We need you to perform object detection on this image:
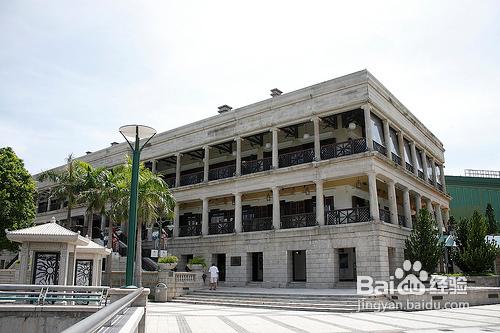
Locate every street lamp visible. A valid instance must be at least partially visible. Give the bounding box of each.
[119,124,157,287]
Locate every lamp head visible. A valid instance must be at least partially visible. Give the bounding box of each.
[119,125,157,141]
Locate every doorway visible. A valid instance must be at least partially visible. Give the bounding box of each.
[338,248,356,281]
[214,253,226,281]
[251,252,263,281]
[292,250,306,281]
[33,252,60,285]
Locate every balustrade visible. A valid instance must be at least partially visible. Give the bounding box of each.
[242,217,273,232]
[241,157,272,175]
[164,177,176,188]
[391,153,402,165]
[208,164,236,181]
[325,207,370,225]
[209,221,235,235]
[397,214,406,226]
[178,224,202,237]
[280,212,317,229]
[379,209,391,223]
[405,162,414,173]
[320,138,367,160]
[418,170,425,180]
[279,148,315,168]
[373,141,387,155]
[180,171,204,186]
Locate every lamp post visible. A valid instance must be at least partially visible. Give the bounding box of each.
[119,124,156,287]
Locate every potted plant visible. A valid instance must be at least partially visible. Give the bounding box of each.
[158,255,178,271]
[188,256,207,271]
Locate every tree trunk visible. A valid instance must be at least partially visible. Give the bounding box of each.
[105,215,113,286]
[87,211,94,239]
[134,220,143,287]
[66,195,72,227]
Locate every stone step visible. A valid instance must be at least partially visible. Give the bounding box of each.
[176,296,364,306]
[190,290,375,300]
[182,293,370,303]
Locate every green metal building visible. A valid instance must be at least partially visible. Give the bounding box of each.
[445,174,500,220]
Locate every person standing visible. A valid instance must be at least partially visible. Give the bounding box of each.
[208,263,219,290]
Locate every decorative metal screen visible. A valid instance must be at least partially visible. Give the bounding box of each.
[33,252,60,285]
[75,259,93,286]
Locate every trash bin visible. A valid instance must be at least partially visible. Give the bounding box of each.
[154,283,168,302]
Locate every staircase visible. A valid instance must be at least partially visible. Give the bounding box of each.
[172,289,393,312]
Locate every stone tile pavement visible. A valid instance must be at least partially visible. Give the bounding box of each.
[146,302,500,333]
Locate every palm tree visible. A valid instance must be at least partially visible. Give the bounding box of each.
[38,154,89,227]
[111,158,175,286]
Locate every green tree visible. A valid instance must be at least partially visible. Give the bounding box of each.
[485,203,497,235]
[38,154,90,226]
[0,147,37,251]
[405,208,444,273]
[110,158,175,286]
[452,210,499,274]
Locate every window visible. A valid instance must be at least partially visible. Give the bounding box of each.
[404,139,412,165]
[371,114,384,145]
[389,127,400,156]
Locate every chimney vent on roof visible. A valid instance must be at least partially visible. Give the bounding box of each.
[270,88,283,97]
[110,142,118,146]
[86,151,92,155]
[218,105,233,114]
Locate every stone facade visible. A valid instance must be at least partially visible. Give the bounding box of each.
[34,70,450,288]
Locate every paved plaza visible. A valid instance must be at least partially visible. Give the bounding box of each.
[146,302,500,333]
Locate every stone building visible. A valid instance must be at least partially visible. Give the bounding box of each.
[34,70,450,288]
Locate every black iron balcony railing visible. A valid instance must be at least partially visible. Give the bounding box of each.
[37,203,48,213]
[320,138,367,160]
[428,178,434,185]
[241,157,272,175]
[411,215,417,225]
[379,209,391,223]
[279,148,315,168]
[180,171,204,186]
[325,207,370,225]
[209,164,236,181]
[398,214,406,226]
[178,224,202,237]
[281,212,317,229]
[373,141,386,155]
[437,183,443,191]
[405,162,414,173]
[418,170,425,180]
[242,217,273,232]
[164,177,176,188]
[209,221,235,235]
[391,153,402,165]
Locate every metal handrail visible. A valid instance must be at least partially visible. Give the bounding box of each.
[61,287,144,333]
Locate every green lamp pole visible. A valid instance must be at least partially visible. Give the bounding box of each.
[119,124,156,287]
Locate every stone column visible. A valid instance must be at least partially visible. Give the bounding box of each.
[439,164,446,191]
[47,196,52,212]
[387,180,398,224]
[362,104,374,150]
[383,119,391,159]
[175,153,181,187]
[443,208,450,231]
[173,203,180,238]
[100,214,106,236]
[435,203,443,235]
[272,186,280,229]
[203,146,210,182]
[415,193,422,213]
[271,128,279,169]
[234,192,242,233]
[398,132,405,166]
[422,150,429,181]
[235,137,242,176]
[151,160,157,174]
[315,180,325,226]
[431,157,437,185]
[202,198,209,235]
[425,198,434,216]
[312,117,321,161]
[368,173,380,221]
[59,243,69,285]
[403,188,412,228]
[410,141,418,176]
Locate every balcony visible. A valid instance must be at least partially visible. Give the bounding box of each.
[180,171,204,186]
[373,141,386,155]
[279,148,315,168]
[437,183,443,191]
[379,209,391,223]
[320,138,367,160]
[242,217,273,232]
[241,157,272,175]
[405,162,414,173]
[164,177,176,188]
[178,224,202,237]
[325,207,370,225]
[37,203,48,214]
[281,212,317,229]
[418,170,425,180]
[209,164,236,181]
[209,221,235,235]
[428,178,434,185]
[398,214,406,226]
[391,153,402,165]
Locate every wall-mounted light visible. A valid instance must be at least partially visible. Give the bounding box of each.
[232,151,237,156]
[265,142,272,149]
[348,122,357,130]
[305,186,310,195]
[303,133,310,139]
[356,178,362,189]
[266,192,271,201]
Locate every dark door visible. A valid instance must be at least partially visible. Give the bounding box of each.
[292,250,306,281]
[74,259,93,286]
[252,252,263,281]
[33,252,60,285]
[217,254,226,281]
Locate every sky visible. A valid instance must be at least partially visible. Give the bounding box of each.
[1,1,499,176]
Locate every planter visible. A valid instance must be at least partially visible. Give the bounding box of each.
[431,274,500,287]
[188,264,204,271]
[158,262,177,271]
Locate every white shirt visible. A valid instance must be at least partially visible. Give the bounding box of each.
[208,265,219,278]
